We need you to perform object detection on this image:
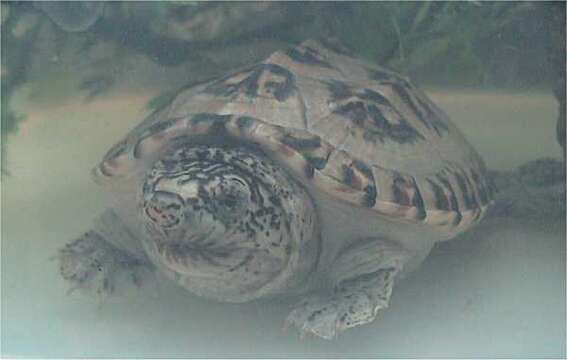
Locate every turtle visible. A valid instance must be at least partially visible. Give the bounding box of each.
[57,38,495,340]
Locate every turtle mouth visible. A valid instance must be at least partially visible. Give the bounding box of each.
[152,232,252,278]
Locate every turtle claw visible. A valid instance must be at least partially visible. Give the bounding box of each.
[58,230,151,297]
[284,296,340,340]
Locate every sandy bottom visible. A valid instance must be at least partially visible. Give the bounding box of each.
[1,83,565,357]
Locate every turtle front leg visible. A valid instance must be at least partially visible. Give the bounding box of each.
[285,239,410,340]
[57,209,154,297]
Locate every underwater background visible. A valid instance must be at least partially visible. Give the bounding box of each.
[1,2,565,357]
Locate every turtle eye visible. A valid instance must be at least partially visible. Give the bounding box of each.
[218,193,239,209]
[212,178,250,224]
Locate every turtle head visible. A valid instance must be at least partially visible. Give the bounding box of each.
[139,145,319,302]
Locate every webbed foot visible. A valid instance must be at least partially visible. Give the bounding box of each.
[285,268,397,340]
[58,230,153,297]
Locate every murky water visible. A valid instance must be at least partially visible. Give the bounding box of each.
[2,86,564,357]
[2,2,565,358]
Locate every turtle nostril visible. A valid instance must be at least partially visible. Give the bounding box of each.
[142,190,185,230]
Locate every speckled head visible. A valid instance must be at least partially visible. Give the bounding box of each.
[138,144,320,302]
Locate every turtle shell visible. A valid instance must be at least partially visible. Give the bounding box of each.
[93,39,495,236]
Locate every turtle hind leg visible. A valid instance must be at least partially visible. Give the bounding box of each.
[285,238,410,340]
[58,227,154,298]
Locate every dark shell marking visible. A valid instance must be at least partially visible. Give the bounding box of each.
[204,63,296,103]
[326,79,426,145]
[368,69,449,137]
[285,46,335,69]
[94,39,493,235]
